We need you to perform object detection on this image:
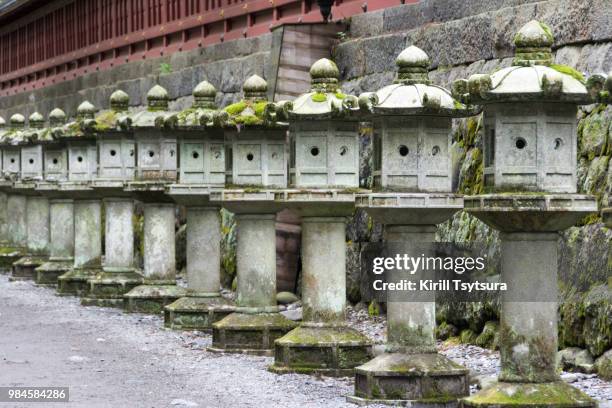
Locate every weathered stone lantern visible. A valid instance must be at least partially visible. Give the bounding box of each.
[0,117,26,270]
[64,102,98,182]
[452,21,598,408]
[80,90,140,305]
[164,80,234,331]
[123,84,186,313]
[347,46,475,405]
[0,115,22,180]
[33,110,73,285]
[269,59,372,376]
[209,75,297,354]
[10,113,50,281]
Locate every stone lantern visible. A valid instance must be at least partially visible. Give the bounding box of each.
[80,90,140,305]
[164,80,234,331]
[347,46,476,405]
[123,84,186,314]
[0,117,26,271]
[452,21,598,408]
[10,113,50,281]
[63,102,98,182]
[269,59,372,376]
[32,109,76,286]
[208,75,297,354]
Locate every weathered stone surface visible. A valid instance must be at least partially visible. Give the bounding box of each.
[594,349,612,380]
[558,347,595,373]
[276,291,299,305]
[578,105,610,160]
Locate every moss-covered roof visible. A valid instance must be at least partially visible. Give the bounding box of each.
[164,80,221,129]
[280,58,358,120]
[358,46,480,118]
[452,20,599,105]
[217,75,285,128]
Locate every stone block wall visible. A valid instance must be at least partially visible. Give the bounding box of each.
[0,35,273,119]
[335,0,611,358]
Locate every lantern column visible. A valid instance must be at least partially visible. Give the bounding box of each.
[270,59,372,376]
[210,76,297,354]
[82,91,142,307]
[123,85,186,313]
[33,109,77,286]
[164,80,235,331]
[11,113,50,281]
[0,115,27,271]
[345,46,472,404]
[455,21,599,408]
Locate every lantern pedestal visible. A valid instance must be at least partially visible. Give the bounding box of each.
[58,199,103,296]
[348,194,469,404]
[0,190,26,272]
[122,200,185,314]
[82,197,142,307]
[210,193,297,355]
[163,194,235,330]
[165,294,235,331]
[35,198,74,286]
[461,194,597,408]
[11,189,49,281]
[347,353,469,406]
[271,191,372,376]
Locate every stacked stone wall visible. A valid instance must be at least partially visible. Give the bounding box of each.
[335,0,612,360]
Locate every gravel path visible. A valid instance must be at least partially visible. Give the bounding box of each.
[0,275,362,408]
[0,275,610,407]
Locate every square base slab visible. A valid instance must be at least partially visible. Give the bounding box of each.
[352,353,469,403]
[57,267,101,296]
[270,325,372,377]
[35,260,73,285]
[346,395,459,407]
[11,256,48,281]
[164,296,236,331]
[211,312,298,356]
[123,284,187,314]
[81,271,143,308]
[461,381,596,407]
[0,247,24,272]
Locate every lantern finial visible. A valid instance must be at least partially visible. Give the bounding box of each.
[147,85,169,111]
[243,75,268,101]
[395,46,431,85]
[10,113,25,128]
[309,58,340,93]
[110,90,130,112]
[513,20,554,66]
[49,108,67,126]
[29,112,44,128]
[193,80,217,108]
[77,101,97,120]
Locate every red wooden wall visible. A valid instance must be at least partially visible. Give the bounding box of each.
[0,0,417,97]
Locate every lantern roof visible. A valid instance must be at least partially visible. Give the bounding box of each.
[90,91,132,134]
[451,20,602,105]
[358,46,479,117]
[121,85,174,129]
[274,58,358,120]
[216,75,284,128]
[166,80,221,129]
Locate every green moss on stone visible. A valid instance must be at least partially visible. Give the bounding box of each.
[550,64,585,84]
[311,93,328,103]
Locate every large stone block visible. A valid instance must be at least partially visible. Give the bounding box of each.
[363,34,407,75]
